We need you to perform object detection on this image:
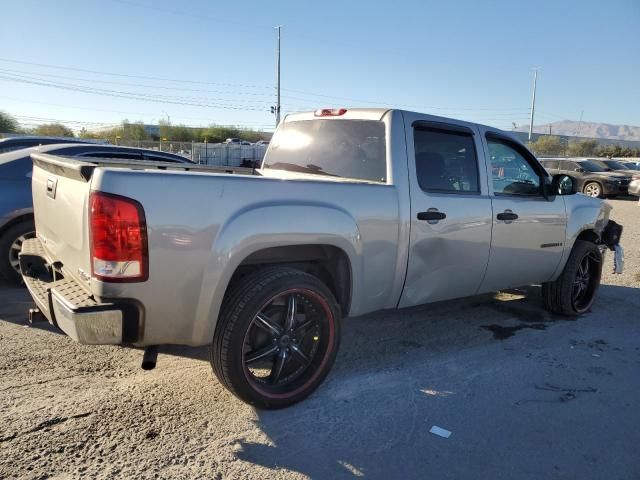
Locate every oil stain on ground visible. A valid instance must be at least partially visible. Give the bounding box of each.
[481,288,575,340]
[481,323,548,340]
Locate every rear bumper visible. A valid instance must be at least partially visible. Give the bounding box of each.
[19,237,141,345]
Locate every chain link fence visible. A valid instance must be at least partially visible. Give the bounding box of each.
[114,140,268,166]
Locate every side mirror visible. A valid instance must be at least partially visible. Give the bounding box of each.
[551,174,575,196]
[574,167,585,173]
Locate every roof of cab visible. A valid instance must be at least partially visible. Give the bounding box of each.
[283,108,517,142]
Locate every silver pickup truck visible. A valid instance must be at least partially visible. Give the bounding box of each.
[20,108,622,408]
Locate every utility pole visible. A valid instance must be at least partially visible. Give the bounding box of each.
[275,25,282,127]
[528,69,538,142]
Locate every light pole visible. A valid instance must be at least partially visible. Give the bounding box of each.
[274,26,282,127]
[160,112,170,150]
[528,69,538,143]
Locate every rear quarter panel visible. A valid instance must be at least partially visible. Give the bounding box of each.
[91,169,404,346]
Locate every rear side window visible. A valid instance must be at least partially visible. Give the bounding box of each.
[263,120,386,182]
[143,153,184,163]
[413,127,479,193]
[563,161,581,171]
[81,152,143,160]
[542,160,559,169]
[0,141,30,153]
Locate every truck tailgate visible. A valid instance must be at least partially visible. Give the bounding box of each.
[31,153,94,286]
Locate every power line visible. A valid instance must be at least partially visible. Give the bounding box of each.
[0,96,273,125]
[0,57,272,89]
[0,67,402,109]
[0,67,279,98]
[0,57,533,114]
[0,72,278,112]
[13,114,274,130]
[0,69,309,107]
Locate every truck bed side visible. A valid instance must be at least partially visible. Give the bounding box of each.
[29,154,405,346]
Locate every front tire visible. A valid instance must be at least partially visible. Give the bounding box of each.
[210,267,341,409]
[0,220,35,285]
[542,240,602,315]
[583,182,603,198]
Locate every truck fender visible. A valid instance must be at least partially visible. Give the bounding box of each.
[550,196,612,279]
[191,203,362,344]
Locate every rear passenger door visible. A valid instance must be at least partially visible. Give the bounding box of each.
[399,119,493,308]
[478,131,567,292]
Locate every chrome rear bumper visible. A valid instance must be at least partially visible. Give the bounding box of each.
[19,237,141,344]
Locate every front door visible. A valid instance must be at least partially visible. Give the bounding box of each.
[478,131,567,293]
[399,120,493,308]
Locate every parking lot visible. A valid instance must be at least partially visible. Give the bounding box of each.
[0,198,638,480]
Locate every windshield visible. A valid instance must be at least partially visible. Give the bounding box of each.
[263,119,387,182]
[579,160,610,172]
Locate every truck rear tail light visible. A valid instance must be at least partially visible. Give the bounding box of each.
[89,191,148,282]
[314,108,347,117]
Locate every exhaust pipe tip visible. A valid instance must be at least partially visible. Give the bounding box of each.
[141,345,159,370]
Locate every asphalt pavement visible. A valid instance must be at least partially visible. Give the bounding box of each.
[1,198,639,480]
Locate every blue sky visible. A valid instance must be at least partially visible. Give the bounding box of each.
[1,0,638,132]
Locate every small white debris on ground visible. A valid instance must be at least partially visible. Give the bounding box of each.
[429,425,452,438]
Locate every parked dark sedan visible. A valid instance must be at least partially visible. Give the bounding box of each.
[0,143,191,284]
[592,159,640,176]
[539,158,632,198]
[0,135,105,154]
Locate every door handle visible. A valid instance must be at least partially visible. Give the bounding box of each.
[497,211,518,221]
[417,210,446,222]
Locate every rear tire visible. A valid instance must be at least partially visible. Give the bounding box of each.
[0,221,35,285]
[542,240,602,315]
[210,267,341,409]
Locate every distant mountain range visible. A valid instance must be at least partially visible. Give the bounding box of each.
[515,120,640,142]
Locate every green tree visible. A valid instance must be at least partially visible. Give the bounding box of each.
[34,123,75,137]
[168,124,196,142]
[0,111,19,133]
[121,120,151,141]
[529,136,565,156]
[199,125,265,143]
[158,119,171,141]
[78,127,103,139]
[567,139,598,157]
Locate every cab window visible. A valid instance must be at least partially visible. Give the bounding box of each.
[487,139,541,196]
[413,127,479,194]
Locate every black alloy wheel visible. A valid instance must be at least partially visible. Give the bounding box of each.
[211,267,341,409]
